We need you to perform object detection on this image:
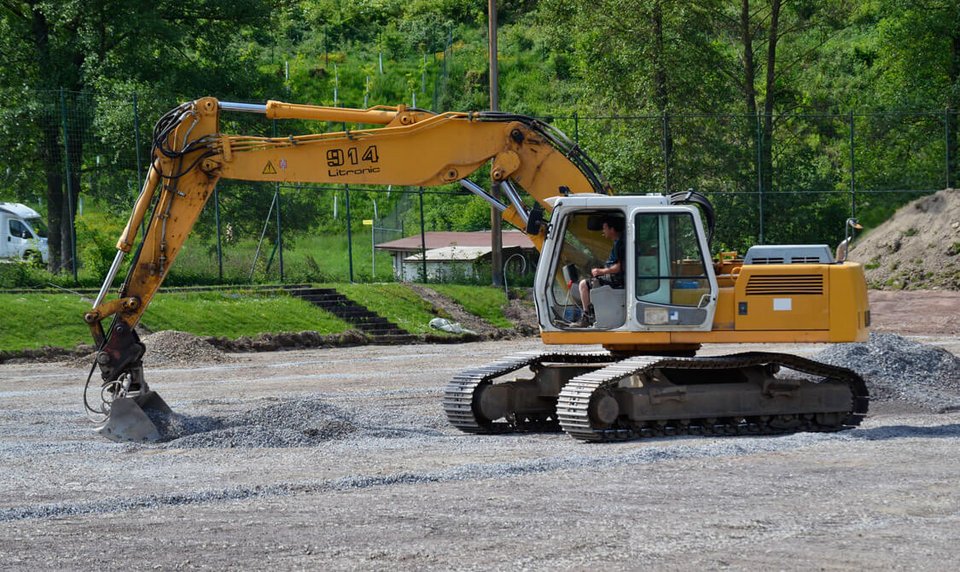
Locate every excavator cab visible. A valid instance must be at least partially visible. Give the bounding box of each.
[535,195,719,334]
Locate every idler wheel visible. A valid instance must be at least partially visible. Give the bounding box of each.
[475,382,511,422]
[588,391,620,427]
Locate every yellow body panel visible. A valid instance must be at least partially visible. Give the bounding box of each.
[734,264,831,331]
[711,287,737,330]
[828,262,871,341]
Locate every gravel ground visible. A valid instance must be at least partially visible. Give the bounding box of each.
[2,333,959,570]
[813,333,960,412]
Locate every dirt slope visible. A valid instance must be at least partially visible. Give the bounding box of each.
[849,189,960,290]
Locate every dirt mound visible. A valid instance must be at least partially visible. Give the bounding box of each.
[156,397,358,447]
[408,284,538,338]
[140,331,229,366]
[504,297,539,335]
[208,330,368,352]
[849,189,960,290]
[407,284,500,337]
[812,333,960,412]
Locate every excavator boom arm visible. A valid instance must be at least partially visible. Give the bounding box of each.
[84,97,610,435]
[91,98,608,329]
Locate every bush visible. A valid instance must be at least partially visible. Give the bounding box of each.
[0,261,49,289]
[75,212,125,278]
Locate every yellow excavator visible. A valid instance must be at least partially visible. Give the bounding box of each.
[84,97,869,442]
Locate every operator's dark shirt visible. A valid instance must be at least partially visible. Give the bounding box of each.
[604,237,625,288]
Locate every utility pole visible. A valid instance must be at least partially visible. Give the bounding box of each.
[488,0,503,287]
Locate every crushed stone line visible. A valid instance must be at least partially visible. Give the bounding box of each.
[4,424,958,524]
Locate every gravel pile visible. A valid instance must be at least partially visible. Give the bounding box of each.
[813,333,960,412]
[141,331,229,366]
[156,397,358,448]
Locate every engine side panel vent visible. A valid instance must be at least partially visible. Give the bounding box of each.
[745,274,825,296]
[744,245,834,265]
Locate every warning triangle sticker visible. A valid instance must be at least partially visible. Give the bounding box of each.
[262,161,278,175]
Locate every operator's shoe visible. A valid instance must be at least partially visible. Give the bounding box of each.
[572,312,595,328]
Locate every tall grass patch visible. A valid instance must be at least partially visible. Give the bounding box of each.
[171,230,396,284]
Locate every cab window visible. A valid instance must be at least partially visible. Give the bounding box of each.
[9,220,31,239]
[634,212,709,307]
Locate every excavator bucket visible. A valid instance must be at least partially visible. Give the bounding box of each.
[95,391,172,443]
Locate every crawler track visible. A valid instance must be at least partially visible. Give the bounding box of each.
[557,352,869,442]
[444,351,868,442]
[442,350,615,433]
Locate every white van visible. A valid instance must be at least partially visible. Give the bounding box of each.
[0,202,49,264]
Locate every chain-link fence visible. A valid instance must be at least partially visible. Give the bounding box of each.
[0,90,955,286]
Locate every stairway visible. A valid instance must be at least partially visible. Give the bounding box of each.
[286,287,416,344]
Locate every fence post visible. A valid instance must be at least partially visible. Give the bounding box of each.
[273,120,284,282]
[662,111,670,194]
[133,93,147,239]
[276,187,284,282]
[346,184,354,283]
[133,95,143,179]
[573,111,579,145]
[419,186,427,283]
[756,113,763,244]
[59,88,78,282]
[946,108,952,189]
[849,111,856,218]
[214,187,223,281]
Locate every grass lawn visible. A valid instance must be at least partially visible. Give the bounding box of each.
[142,291,352,338]
[0,284,518,351]
[0,291,353,351]
[172,230,396,284]
[0,293,93,351]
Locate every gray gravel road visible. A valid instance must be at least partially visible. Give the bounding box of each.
[1,337,959,570]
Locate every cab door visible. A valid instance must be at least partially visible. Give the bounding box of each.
[630,208,718,330]
[6,218,33,258]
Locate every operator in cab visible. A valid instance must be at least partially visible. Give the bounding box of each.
[574,215,625,327]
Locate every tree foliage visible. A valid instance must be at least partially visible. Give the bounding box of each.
[0,0,958,275]
[0,0,281,271]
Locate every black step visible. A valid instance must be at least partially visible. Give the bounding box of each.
[286,286,411,341]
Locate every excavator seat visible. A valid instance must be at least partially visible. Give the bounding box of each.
[590,285,626,329]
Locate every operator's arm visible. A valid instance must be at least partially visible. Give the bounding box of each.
[591,262,622,278]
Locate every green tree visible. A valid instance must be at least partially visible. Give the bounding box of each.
[538,0,730,188]
[872,0,959,188]
[0,1,280,273]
